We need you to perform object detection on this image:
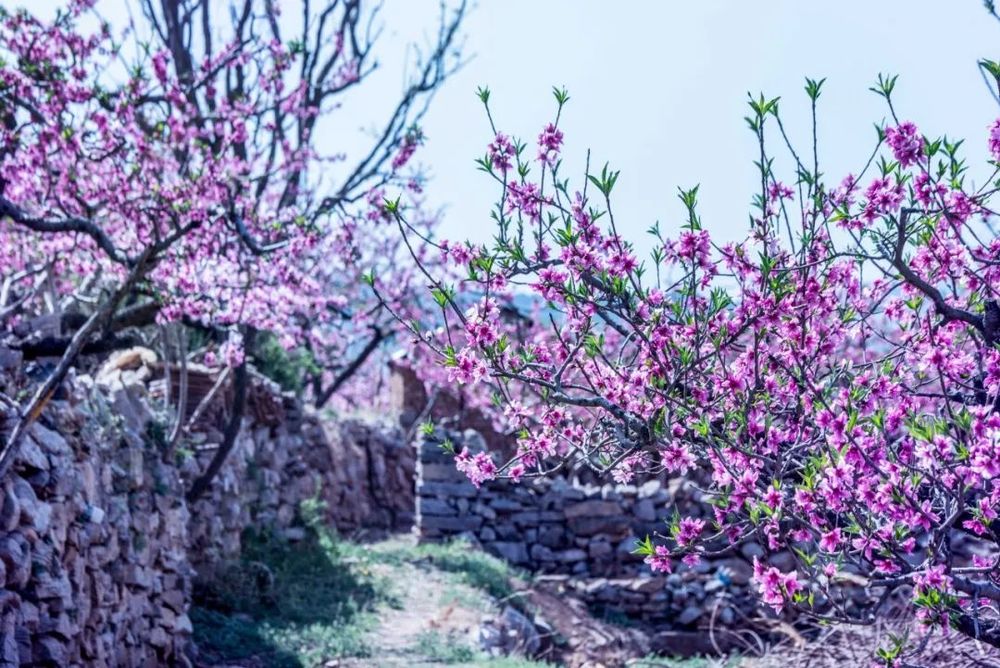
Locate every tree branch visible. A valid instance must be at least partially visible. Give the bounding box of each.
[186,328,256,503]
[314,326,386,407]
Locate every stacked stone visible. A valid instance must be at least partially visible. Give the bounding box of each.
[185,409,416,576]
[0,351,420,666]
[321,419,416,533]
[416,431,767,633]
[0,373,192,667]
[418,430,694,578]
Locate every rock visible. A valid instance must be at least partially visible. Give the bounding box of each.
[718,605,736,626]
[15,480,44,532]
[490,541,529,565]
[17,437,49,472]
[82,505,105,525]
[651,630,735,657]
[555,549,587,563]
[639,480,662,496]
[0,537,28,589]
[0,625,18,666]
[420,515,483,533]
[740,542,765,560]
[161,588,186,614]
[124,565,152,589]
[633,499,656,522]
[677,605,703,626]
[419,463,466,481]
[628,577,665,594]
[420,482,478,498]
[564,500,620,519]
[30,505,52,534]
[530,544,554,562]
[32,635,67,666]
[566,515,629,538]
[417,497,454,517]
[768,550,795,571]
[471,502,496,521]
[0,346,22,374]
[148,627,169,648]
[537,526,564,548]
[715,558,752,586]
[705,578,724,594]
[281,527,307,542]
[34,572,72,600]
[478,605,541,658]
[460,430,488,454]
[30,423,71,457]
[173,614,193,634]
[588,540,612,559]
[489,498,523,512]
[494,523,519,540]
[0,486,20,532]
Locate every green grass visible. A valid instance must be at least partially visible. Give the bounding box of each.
[192,530,539,667]
[413,629,480,663]
[365,538,519,601]
[192,528,394,666]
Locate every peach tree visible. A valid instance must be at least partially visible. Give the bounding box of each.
[391,73,1000,653]
[0,0,465,494]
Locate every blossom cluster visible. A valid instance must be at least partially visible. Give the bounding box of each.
[394,84,1000,646]
[0,1,462,413]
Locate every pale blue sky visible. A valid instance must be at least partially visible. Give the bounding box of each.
[26,0,1000,252]
[365,1,1000,250]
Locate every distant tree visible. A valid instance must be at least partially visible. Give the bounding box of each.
[0,0,466,494]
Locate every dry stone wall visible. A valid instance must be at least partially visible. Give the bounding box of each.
[0,349,415,667]
[415,430,763,631]
[185,404,415,575]
[416,430,695,578]
[0,373,192,667]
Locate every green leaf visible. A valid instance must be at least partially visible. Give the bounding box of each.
[804,76,826,101]
[632,535,654,556]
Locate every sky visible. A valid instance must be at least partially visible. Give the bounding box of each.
[361,0,1000,251]
[24,0,1000,253]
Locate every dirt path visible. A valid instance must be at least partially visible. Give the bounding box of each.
[331,539,499,667]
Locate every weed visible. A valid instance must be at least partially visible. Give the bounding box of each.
[413,629,479,663]
[368,538,518,601]
[412,630,555,667]
[192,528,393,666]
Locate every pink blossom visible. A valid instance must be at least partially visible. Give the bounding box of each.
[455,448,497,488]
[818,528,842,553]
[884,121,924,167]
[488,133,515,173]
[675,517,706,547]
[989,118,1000,163]
[447,348,488,385]
[752,558,802,613]
[645,545,672,574]
[537,122,563,164]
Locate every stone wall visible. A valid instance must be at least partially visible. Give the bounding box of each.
[415,430,763,631]
[0,374,192,667]
[416,430,693,578]
[186,404,415,574]
[0,349,416,667]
